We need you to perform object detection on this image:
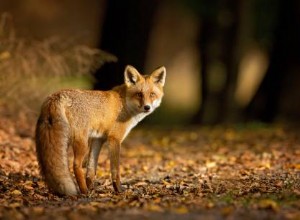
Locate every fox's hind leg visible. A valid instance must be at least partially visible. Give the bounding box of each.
[73,137,89,194]
[86,138,103,189]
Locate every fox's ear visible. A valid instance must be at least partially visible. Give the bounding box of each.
[150,66,166,87]
[124,65,142,87]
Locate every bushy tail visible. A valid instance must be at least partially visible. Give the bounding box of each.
[35,98,78,196]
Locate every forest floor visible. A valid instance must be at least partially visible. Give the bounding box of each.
[0,116,299,220]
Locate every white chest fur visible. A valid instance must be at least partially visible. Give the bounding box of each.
[89,130,104,138]
[122,113,147,141]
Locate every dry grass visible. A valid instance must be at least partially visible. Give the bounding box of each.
[0,13,117,119]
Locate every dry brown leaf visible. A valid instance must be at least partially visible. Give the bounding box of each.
[258,199,279,212]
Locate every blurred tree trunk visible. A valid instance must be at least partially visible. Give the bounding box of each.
[193,0,241,124]
[193,18,213,124]
[217,0,241,123]
[246,0,300,122]
[94,0,159,90]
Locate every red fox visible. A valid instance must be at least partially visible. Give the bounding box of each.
[35,65,166,196]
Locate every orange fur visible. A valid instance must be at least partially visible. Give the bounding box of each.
[35,65,166,195]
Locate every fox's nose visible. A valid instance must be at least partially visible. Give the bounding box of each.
[144,105,151,111]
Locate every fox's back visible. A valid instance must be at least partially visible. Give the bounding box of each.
[40,89,123,135]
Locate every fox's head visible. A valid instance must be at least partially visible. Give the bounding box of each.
[124,65,166,115]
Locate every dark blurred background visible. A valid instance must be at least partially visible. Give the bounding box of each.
[1,0,300,125]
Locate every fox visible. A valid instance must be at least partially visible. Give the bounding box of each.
[35,65,166,196]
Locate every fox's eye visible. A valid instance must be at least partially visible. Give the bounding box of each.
[150,92,156,98]
[136,92,143,98]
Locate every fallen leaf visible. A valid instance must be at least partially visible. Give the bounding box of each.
[172,206,189,214]
[11,189,22,196]
[221,206,234,216]
[145,204,163,212]
[258,199,279,212]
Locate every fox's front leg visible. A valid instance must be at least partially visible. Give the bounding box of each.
[105,137,124,193]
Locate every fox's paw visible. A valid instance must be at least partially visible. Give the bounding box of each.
[113,181,125,193]
[86,177,94,190]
